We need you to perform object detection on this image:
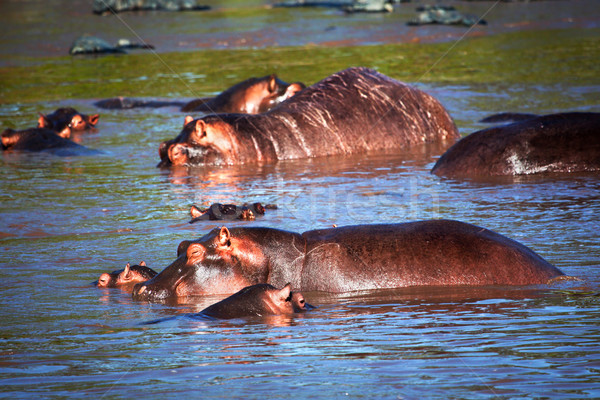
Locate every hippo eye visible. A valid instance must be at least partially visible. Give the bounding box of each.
[299,299,305,305]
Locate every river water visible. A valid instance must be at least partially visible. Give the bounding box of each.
[1,1,600,399]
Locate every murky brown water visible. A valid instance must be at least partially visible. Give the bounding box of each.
[1,1,600,398]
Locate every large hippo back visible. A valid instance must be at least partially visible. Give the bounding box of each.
[260,67,459,157]
[432,112,600,178]
[300,220,563,292]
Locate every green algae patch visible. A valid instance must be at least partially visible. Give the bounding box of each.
[0,28,598,104]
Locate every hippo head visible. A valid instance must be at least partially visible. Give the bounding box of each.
[157,115,238,167]
[97,261,156,289]
[132,227,270,302]
[38,107,99,138]
[253,75,305,114]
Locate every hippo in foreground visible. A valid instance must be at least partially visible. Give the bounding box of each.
[97,262,157,291]
[95,74,304,114]
[133,220,565,302]
[431,112,600,178]
[1,128,100,156]
[37,107,99,138]
[192,283,311,320]
[157,67,459,167]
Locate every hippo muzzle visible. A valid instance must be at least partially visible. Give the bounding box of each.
[157,141,224,167]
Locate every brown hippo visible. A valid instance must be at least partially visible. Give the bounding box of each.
[94,74,304,114]
[180,74,305,114]
[97,262,157,290]
[132,220,565,302]
[37,107,99,138]
[432,112,600,178]
[189,202,276,223]
[1,128,100,156]
[192,283,312,320]
[157,67,459,167]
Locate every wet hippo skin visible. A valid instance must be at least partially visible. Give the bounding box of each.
[432,112,600,178]
[157,67,459,167]
[97,262,158,290]
[192,283,311,319]
[132,220,565,302]
[1,128,100,156]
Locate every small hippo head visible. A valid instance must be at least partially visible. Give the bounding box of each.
[38,107,99,138]
[198,283,311,319]
[132,227,270,302]
[252,75,305,114]
[157,115,238,167]
[97,261,156,290]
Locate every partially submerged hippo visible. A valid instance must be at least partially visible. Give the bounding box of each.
[432,112,600,178]
[158,67,459,167]
[133,220,565,302]
[181,74,305,114]
[70,35,154,55]
[37,107,99,138]
[95,74,304,113]
[1,128,99,156]
[192,283,311,320]
[97,262,157,290]
[189,202,276,222]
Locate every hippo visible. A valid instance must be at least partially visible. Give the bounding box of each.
[431,112,600,178]
[94,74,304,114]
[157,67,459,167]
[189,202,276,222]
[192,283,312,320]
[97,262,158,290]
[1,128,100,156]
[93,0,210,14]
[479,112,539,124]
[132,220,565,302]
[37,107,99,138]
[180,74,305,114]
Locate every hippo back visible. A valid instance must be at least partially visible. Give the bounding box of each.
[300,220,563,292]
[259,67,459,158]
[432,112,600,178]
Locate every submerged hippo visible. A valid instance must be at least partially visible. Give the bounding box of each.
[157,67,459,167]
[189,202,275,222]
[180,74,305,114]
[37,107,99,138]
[97,262,158,290]
[432,112,600,178]
[192,283,311,320]
[132,220,565,302]
[95,74,304,113]
[1,128,99,156]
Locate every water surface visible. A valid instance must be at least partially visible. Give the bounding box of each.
[1,1,600,399]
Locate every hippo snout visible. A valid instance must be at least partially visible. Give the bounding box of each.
[132,282,171,301]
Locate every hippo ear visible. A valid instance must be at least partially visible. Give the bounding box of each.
[186,243,206,264]
[121,263,132,282]
[190,205,204,219]
[184,115,194,127]
[194,120,207,138]
[218,226,231,247]
[268,74,277,93]
[279,283,292,301]
[37,113,51,129]
[88,114,100,127]
[139,261,146,267]
[177,240,192,257]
